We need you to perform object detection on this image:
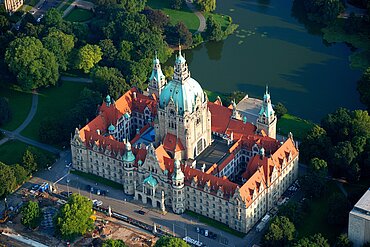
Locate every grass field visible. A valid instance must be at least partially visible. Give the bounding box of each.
[64,8,94,22]
[0,86,33,131]
[147,0,199,33]
[21,81,86,141]
[295,181,343,243]
[185,210,246,238]
[70,170,123,190]
[277,114,316,140]
[0,140,56,166]
[204,12,231,31]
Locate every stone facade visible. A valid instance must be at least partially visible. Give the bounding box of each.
[4,0,23,14]
[71,50,299,234]
[348,188,370,247]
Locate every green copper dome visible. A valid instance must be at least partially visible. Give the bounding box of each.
[108,124,115,132]
[122,142,135,162]
[143,172,158,187]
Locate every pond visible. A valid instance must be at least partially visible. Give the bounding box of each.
[167,0,364,122]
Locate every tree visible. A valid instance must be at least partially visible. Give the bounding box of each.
[294,233,329,247]
[0,162,17,197]
[44,8,63,27]
[303,0,345,24]
[12,164,29,185]
[55,194,94,240]
[170,0,183,10]
[196,0,216,12]
[263,216,295,247]
[91,66,129,99]
[205,16,223,41]
[120,0,147,12]
[154,236,190,247]
[309,157,327,174]
[43,30,75,71]
[163,65,174,80]
[142,7,169,28]
[299,125,331,163]
[336,234,353,247]
[0,15,10,33]
[278,201,304,225]
[300,171,326,198]
[5,36,59,90]
[99,39,118,67]
[165,22,193,47]
[0,97,11,126]
[22,148,38,173]
[75,44,103,73]
[21,201,42,229]
[102,239,127,247]
[274,102,288,119]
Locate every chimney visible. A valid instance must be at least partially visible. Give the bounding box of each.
[133,92,137,100]
[201,164,206,173]
[96,129,101,135]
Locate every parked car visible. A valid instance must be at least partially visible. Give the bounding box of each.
[135,210,146,215]
[66,162,72,168]
[61,191,73,197]
[96,189,101,195]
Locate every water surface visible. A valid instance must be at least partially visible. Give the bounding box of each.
[168,0,363,122]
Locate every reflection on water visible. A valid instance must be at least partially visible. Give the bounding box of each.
[166,0,363,121]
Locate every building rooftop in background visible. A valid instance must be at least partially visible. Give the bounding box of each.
[4,0,23,14]
[236,94,263,125]
[348,188,370,247]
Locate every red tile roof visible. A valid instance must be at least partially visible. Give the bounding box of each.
[163,133,185,152]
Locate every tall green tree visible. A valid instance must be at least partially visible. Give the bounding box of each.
[75,44,103,73]
[21,201,42,229]
[294,233,329,247]
[263,216,295,247]
[44,8,63,27]
[12,164,29,185]
[22,148,38,173]
[0,162,17,197]
[154,236,189,247]
[43,30,75,71]
[336,234,353,247]
[102,239,127,247]
[91,66,129,99]
[99,39,118,67]
[170,0,183,10]
[0,97,11,126]
[303,0,344,24]
[5,36,59,90]
[196,0,216,12]
[278,201,305,226]
[274,102,288,119]
[205,16,223,41]
[55,193,94,240]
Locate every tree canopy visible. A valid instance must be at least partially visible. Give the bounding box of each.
[55,194,94,240]
[75,44,103,73]
[303,0,345,24]
[263,216,295,247]
[294,233,330,247]
[154,236,190,247]
[196,0,216,12]
[357,67,370,110]
[0,97,11,126]
[0,162,16,197]
[5,36,59,90]
[102,239,127,247]
[21,201,42,229]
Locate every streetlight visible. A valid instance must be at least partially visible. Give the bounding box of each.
[67,179,70,195]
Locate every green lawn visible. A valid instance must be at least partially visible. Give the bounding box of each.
[64,8,94,22]
[185,210,246,238]
[70,170,123,190]
[204,12,231,31]
[0,86,33,131]
[295,181,343,243]
[147,0,199,33]
[0,140,56,166]
[21,81,86,141]
[277,114,316,140]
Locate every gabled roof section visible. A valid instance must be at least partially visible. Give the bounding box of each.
[208,101,256,140]
[155,144,171,171]
[163,133,185,152]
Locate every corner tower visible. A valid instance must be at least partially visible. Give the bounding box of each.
[122,140,135,195]
[172,159,185,214]
[147,52,166,98]
[257,86,277,139]
[155,47,212,159]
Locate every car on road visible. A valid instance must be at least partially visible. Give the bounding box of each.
[96,189,101,195]
[61,191,73,197]
[92,200,103,207]
[196,227,217,239]
[135,210,146,215]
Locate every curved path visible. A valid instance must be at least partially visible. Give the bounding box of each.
[14,92,38,134]
[185,0,206,33]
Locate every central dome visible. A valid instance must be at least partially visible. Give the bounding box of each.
[159,49,205,114]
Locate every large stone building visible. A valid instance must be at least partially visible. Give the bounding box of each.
[348,188,370,247]
[71,49,299,233]
[4,0,23,14]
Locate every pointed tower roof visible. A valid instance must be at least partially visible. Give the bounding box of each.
[122,140,135,162]
[175,45,186,64]
[259,85,274,117]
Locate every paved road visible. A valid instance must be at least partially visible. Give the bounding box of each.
[60,76,93,83]
[185,0,206,33]
[62,0,95,17]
